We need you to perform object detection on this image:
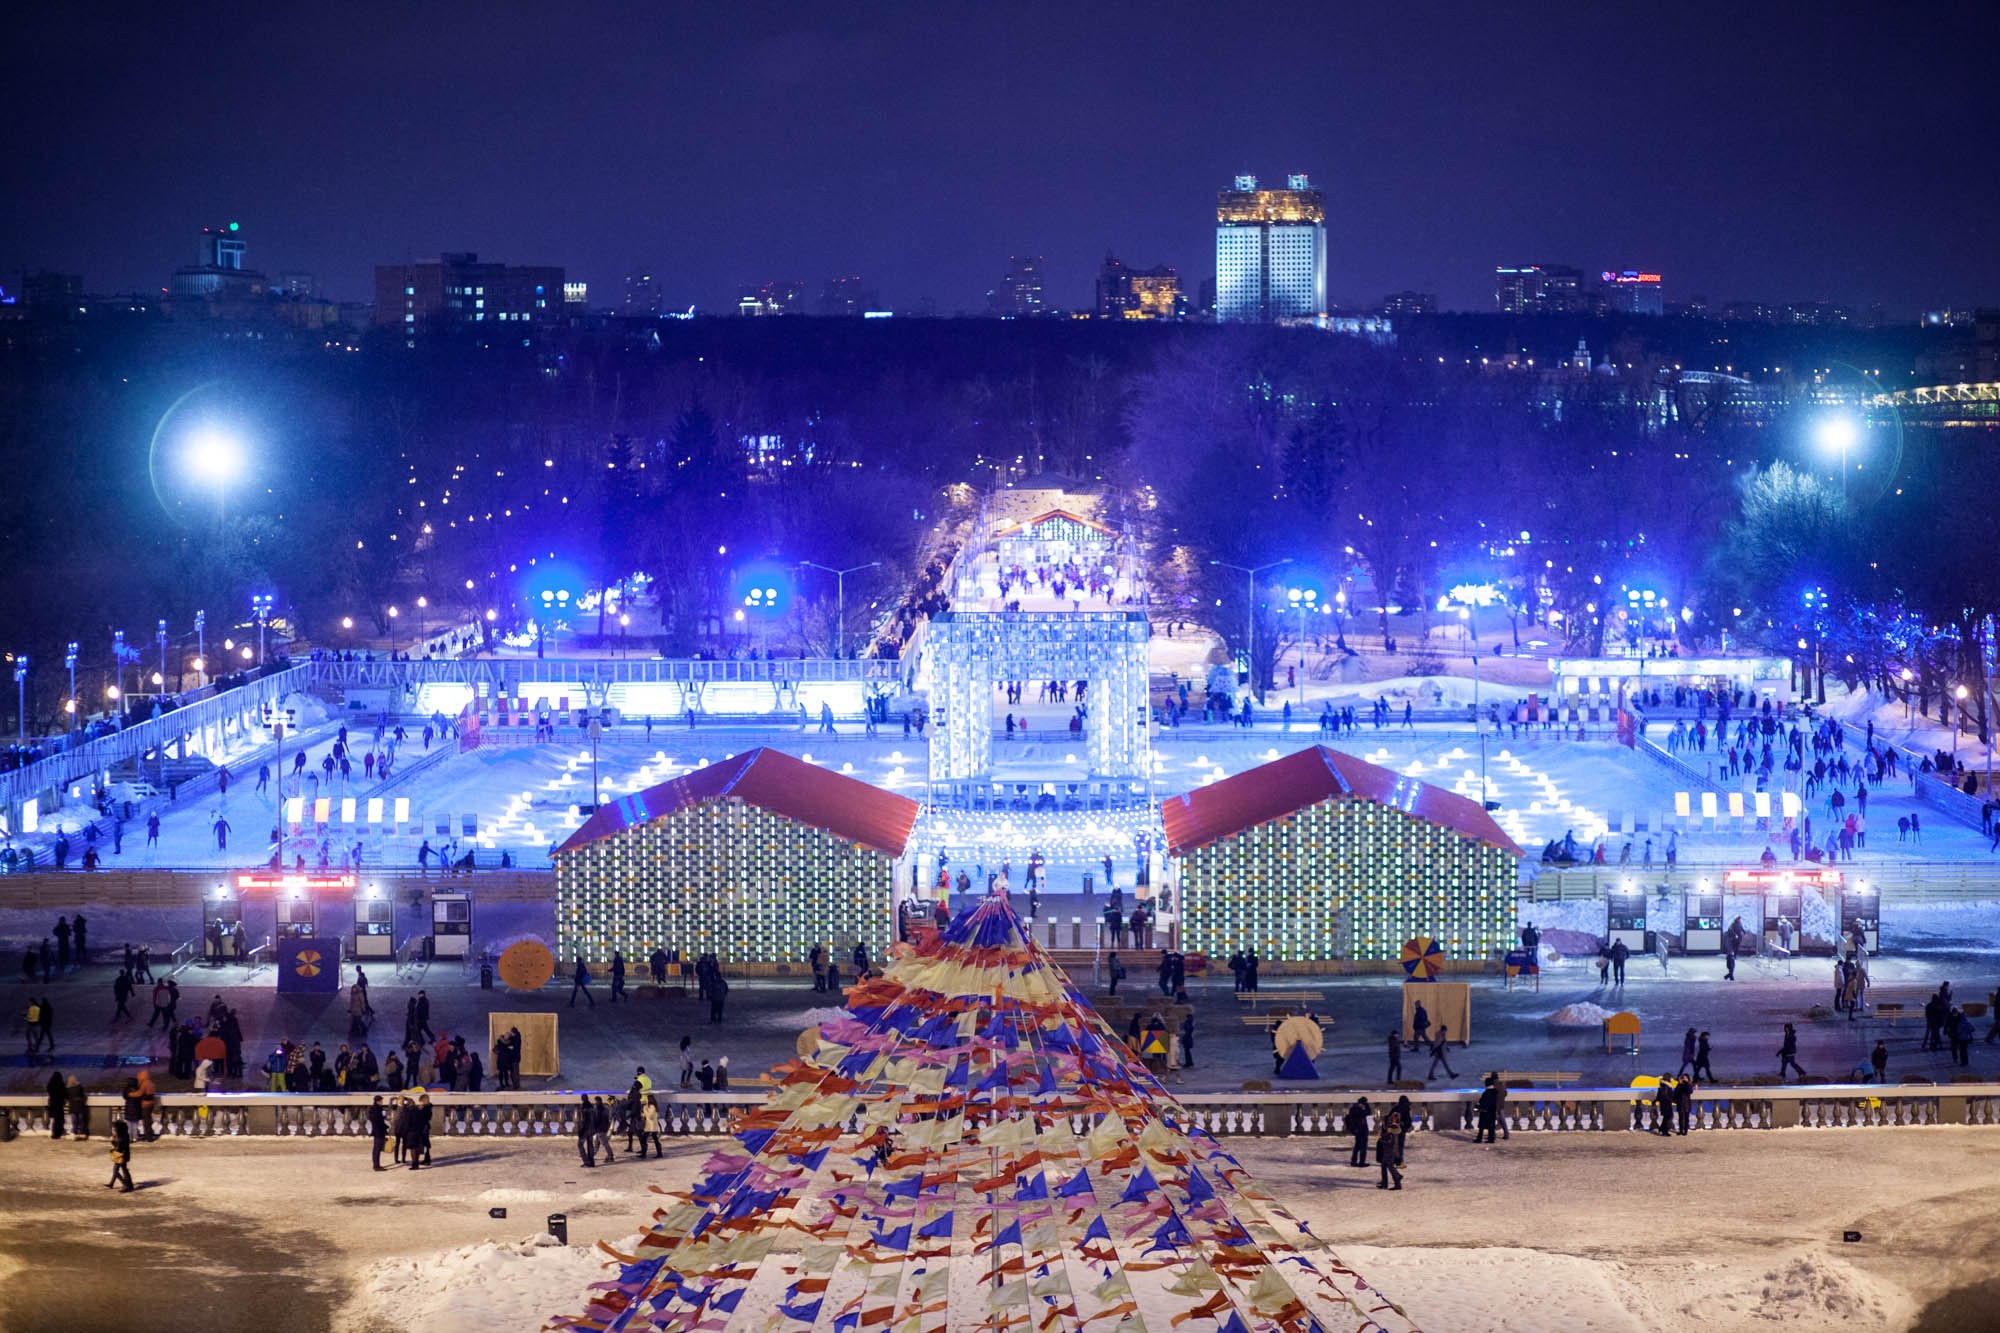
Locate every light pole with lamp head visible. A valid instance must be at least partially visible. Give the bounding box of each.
[1285,586,1320,705]
[416,596,428,653]
[1211,557,1291,704]
[194,610,207,688]
[802,561,880,659]
[1954,684,1969,766]
[536,589,571,658]
[11,654,26,745]
[386,605,399,657]
[64,643,78,735]
[156,621,168,699]
[1817,416,1858,501]
[251,593,274,664]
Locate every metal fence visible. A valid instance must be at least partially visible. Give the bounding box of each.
[4,1083,1996,1142]
[1524,859,2000,903]
[0,665,316,818]
[308,656,901,693]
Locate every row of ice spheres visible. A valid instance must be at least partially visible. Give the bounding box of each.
[478,748,931,849]
[1363,746,1606,845]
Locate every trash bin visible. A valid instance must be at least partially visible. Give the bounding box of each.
[480,959,494,990]
[421,935,435,962]
[547,1212,568,1245]
[1083,873,1094,896]
[0,1109,14,1142]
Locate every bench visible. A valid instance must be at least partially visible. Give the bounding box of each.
[1240,1014,1332,1032]
[1233,989,1323,1011]
[1497,1070,1580,1087]
[1870,1003,1925,1026]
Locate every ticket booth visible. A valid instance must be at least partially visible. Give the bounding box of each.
[1683,886,1724,954]
[1605,888,1649,953]
[1839,883,1880,954]
[276,888,317,939]
[205,884,244,963]
[354,885,395,960]
[431,891,473,959]
[1725,866,1838,956]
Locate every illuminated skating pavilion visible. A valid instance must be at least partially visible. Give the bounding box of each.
[553,747,918,967]
[1162,745,1522,966]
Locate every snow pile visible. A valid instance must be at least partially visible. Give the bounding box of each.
[337,1231,641,1333]
[1747,1255,1896,1324]
[793,1006,849,1026]
[575,1188,625,1202]
[474,1187,553,1204]
[1339,1246,1643,1333]
[1546,1002,1615,1026]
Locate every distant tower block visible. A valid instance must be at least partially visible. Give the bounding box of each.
[925,610,1152,804]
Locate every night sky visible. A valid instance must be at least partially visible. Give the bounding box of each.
[8,2,1997,316]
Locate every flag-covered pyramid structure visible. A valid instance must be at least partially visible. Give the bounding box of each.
[556,893,1418,1332]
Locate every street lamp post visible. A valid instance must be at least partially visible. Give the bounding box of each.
[387,605,399,657]
[64,643,78,735]
[111,631,125,713]
[1211,558,1291,703]
[416,595,428,653]
[251,593,274,665]
[1817,417,1858,502]
[12,654,26,745]
[802,561,880,659]
[1285,587,1320,706]
[1953,684,1970,766]
[156,620,168,698]
[194,610,207,688]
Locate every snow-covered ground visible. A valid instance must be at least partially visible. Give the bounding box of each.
[1,1130,1991,1331]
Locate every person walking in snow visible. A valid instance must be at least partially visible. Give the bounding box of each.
[1426,1025,1457,1080]
[1375,1110,1404,1190]
[1777,1023,1805,1080]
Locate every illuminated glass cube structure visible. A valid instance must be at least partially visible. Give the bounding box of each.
[1162,746,1521,963]
[553,747,917,965]
[925,609,1152,802]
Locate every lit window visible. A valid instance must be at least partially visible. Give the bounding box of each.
[404,286,414,296]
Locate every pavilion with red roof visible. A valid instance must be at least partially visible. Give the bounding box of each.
[553,747,918,970]
[1161,745,1522,967]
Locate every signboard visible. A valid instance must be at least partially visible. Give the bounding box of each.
[276,936,341,994]
[236,871,358,894]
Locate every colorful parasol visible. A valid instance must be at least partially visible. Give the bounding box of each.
[1400,936,1445,980]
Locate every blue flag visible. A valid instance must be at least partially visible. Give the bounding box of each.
[918,1211,955,1239]
[1057,1168,1093,1199]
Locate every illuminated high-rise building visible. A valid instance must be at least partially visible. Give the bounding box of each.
[1601,269,1664,316]
[1214,173,1325,323]
[989,254,1045,316]
[1097,253,1183,319]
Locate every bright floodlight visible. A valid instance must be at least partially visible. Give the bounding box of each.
[186,428,245,483]
[1816,417,1858,454]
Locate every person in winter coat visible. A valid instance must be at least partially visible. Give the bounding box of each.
[368,1095,389,1171]
[1610,939,1630,985]
[107,1117,134,1192]
[1375,1111,1404,1190]
[637,1095,665,1159]
[1677,1028,1698,1077]
[1870,1041,1889,1083]
[1693,1031,1715,1081]
[591,1096,615,1166]
[1426,1026,1457,1080]
[408,1094,433,1169]
[1408,1002,1430,1050]
[577,1094,599,1166]
[1385,1028,1403,1083]
[66,1076,90,1138]
[1653,1076,1676,1136]
[1106,953,1125,995]
[1777,1023,1805,1080]
[1343,1098,1371,1166]
[45,1070,67,1138]
[1475,1077,1502,1144]
[1673,1073,1695,1135]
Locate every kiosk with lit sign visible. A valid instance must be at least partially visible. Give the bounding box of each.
[354,884,395,960]
[1605,888,1649,954]
[1839,882,1880,954]
[1725,866,1840,956]
[431,891,473,960]
[1683,885,1724,954]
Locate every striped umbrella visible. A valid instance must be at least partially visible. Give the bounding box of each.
[1400,935,1445,979]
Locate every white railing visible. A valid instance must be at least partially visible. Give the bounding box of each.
[5,1083,1996,1142]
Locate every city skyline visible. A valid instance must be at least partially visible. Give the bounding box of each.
[7,4,1999,317]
